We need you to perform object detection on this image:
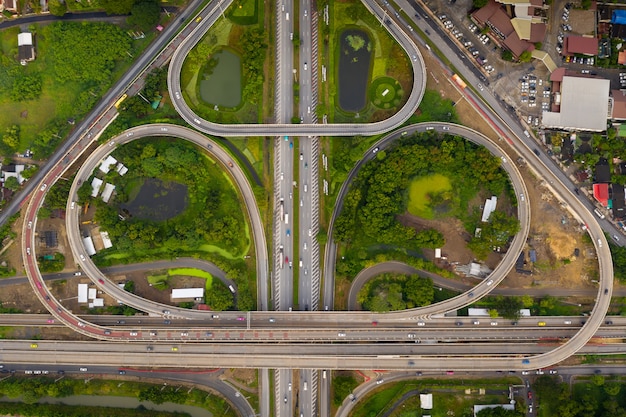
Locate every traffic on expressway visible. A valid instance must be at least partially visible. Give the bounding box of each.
[0,0,620,417]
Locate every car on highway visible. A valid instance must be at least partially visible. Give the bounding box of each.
[118,370,126,375]
[47,319,54,324]
[171,347,178,351]
[129,331,138,336]
[27,221,32,229]
[446,371,454,375]
[549,369,558,374]
[417,321,425,326]
[372,147,379,154]
[486,279,493,286]
[564,320,572,324]
[490,321,498,326]
[337,332,346,337]
[537,321,546,326]
[79,367,88,372]
[472,320,480,325]
[74,272,82,276]
[269,318,276,323]
[376,379,384,384]
[98,278,104,284]
[288,382,292,391]
[40,184,47,192]
[26,247,31,256]
[304,62,307,70]
[407,333,416,338]
[237,316,245,321]
[300,153,303,160]
[181,332,189,337]
[30,343,38,348]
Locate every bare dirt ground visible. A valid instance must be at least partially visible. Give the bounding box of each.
[415,44,596,290]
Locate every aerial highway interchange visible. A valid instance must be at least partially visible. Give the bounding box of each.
[0,0,619,416]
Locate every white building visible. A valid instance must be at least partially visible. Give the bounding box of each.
[100,231,113,249]
[99,155,118,174]
[82,236,96,256]
[91,177,103,197]
[543,76,610,132]
[481,196,497,222]
[101,183,116,203]
[171,288,204,301]
[78,283,89,303]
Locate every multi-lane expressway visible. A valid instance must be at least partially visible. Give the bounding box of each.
[19,120,612,374]
[4,1,620,416]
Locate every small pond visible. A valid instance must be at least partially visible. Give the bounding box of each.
[337,28,372,112]
[199,49,242,108]
[120,178,188,221]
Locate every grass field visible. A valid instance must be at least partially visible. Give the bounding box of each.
[352,378,517,417]
[407,174,452,219]
[168,267,214,290]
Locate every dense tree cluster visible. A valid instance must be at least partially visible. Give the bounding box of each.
[37,253,65,273]
[83,139,255,310]
[610,243,626,282]
[46,22,132,84]
[127,0,161,31]
[204,281,234,311]
[239,28,267,105]
[533,375,626,417]
[334,133,511,255]
[10,74,42,101]
[358,273,434,312]
[476,407,523,417]
[0,402,190,417]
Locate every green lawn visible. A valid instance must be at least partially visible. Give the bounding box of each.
[407,173,452,219]
[168,267,214,290]
[351,379,516,417]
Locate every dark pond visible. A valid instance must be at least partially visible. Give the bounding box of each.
[337,28,372,112]
[120,178,188,221]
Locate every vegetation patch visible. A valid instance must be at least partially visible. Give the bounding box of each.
[147,273,168,290]
[407,173,453,219]
[357,272,434,312]
[369,76,404,109]
[0,376,237,417]
[78,138,255,311]
[198,49,242,109]
[181,2,267,124]
[334,132,516,262]
[0,22,136,157]
[326,0,413,123]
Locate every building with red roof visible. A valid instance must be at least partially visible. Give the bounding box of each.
[593,183,609,207]
[564,36,598,56]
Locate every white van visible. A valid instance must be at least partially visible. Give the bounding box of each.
[303,381,308,391]
[228,285,236,294]
[594,208,605,219]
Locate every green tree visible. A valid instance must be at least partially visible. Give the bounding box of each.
[11,74,43,101]
[2,125,20,151]
[473,0,489,7]
[404,275,434,307]
[99,0,136,14]
[3,176,19,191]
[501,50,514,61]
[519,51,532,63]
[48,0,67,15]
[204,283,234,311]
[77,181,93,204]
[494,296,523,320]
[127,0,160,31]
[605,382,621,396]
[38,206,52,219]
